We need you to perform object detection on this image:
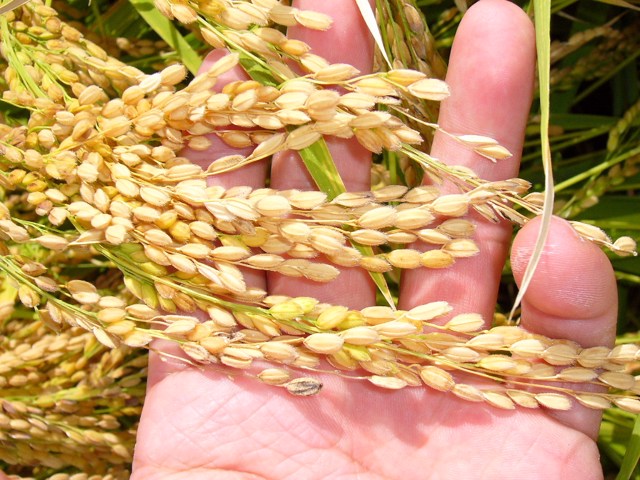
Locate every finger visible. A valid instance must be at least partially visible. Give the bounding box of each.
[511,216,618,438]
[268,0,377,309]
[400,0,536,320]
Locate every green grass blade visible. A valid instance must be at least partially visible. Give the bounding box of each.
[509,0,554,321]
[101,0,151,38]
[555,145,640,192]
[298,139,347,201]
[239,55,279,87]
[595,0,640,11]
[299,140,396,308]
[128,0,202,74]
[616,414,640,480]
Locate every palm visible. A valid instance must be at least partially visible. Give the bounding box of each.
[132,1,616,478]
[133,362,602,479]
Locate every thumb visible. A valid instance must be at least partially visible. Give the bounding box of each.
[511,216,618,437]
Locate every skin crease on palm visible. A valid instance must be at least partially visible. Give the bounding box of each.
[130,1,619,479]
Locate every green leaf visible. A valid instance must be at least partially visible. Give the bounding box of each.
[298,139,347,201]
[101,0,151,38]
[577,197,640,223]
[128,0,202,74]
[555,145,640,193]
[600,418,627,465]
[549,113,617,131]
[616,414,640,480]
[298,140,396,307]
[595,0,640,11]
[239,55,279,88]
[509,0,553,320]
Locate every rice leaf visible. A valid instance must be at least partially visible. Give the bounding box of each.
[298,139,346,201]
[239,55,279,88]
[101,0,151,38]
[129,0,202,74]
[555,144,640,192]
[299,140,396,308]
[595,0,640,11]
[600,416,627,465]
[509,0,554,321]
[616,413,640,480]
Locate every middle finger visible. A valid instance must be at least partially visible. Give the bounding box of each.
[268,0,378,310]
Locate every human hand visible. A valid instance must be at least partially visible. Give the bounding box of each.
[131,1,617,478]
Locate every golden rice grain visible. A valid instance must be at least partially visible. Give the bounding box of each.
[420,366,455,392]
[258,368,291,385]
[303,332,344,354]
[482,391,516,410]
[444,313,484,333]
[369,375,407,390]
[506,390,539,409]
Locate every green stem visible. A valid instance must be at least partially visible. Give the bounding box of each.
[555,145,640,192]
